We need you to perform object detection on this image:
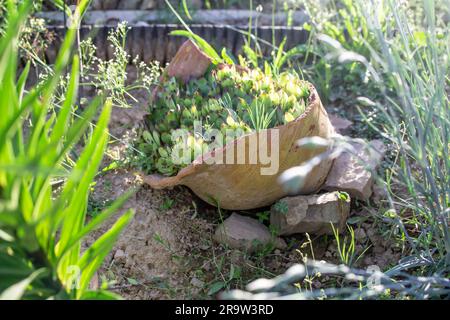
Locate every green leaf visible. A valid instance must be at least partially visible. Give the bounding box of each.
[127,278,138,285]
[49,55,79,144]
[56,101,112,270]
[413,31,427,47]
[55,189,135,262]
[0,1,32,82]
[0,229,14,242]
[16,61,30,103]
[243,45,258,68]
[49,0,72,17]
[76,209,134,298]
[169,30,222,64]
[80,290,122,300]
[221,48,235,65]
[0,268,46,300]
[208,281,225,296]
[274,37,287,72]
[181,0,192,20]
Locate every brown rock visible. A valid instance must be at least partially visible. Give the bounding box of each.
[270,191,350,236]
[113,249,126,264]
[328,114,353,134]
[323,139,386,200]
[213,213,286,253]
[354,228,367,241]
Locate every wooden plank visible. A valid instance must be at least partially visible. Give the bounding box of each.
[212,25,226,52]
[143,25,155,63]
[43,24,309,64]
[94,26,107,60]
[165,25,178,62]
[131,26,144,61]
[154,24,166,62]
[226,26,236,55]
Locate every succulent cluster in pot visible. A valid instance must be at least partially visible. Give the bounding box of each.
[141,63,311,176]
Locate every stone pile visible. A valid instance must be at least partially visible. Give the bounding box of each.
[213,116,386,252]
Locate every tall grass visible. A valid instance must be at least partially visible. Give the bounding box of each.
[355,0,449,274]
[271,0,449,298]
[0,0,133,299]
[285,0,449,275]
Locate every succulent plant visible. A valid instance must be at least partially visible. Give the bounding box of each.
[141,63,310,176]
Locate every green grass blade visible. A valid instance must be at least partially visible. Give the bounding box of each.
[56,101,112,270]
[76,209,134,298]
[55,189,135,261]
[49,55,79,144]
[0,268,46,300]
[170,30,222,64]
[16,61,30,104]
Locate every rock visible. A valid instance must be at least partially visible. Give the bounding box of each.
[354,228,367,241]
[328,114,353,134]
[323,139,386,200]
[270,191,350,236]
[363,256,374,266]
[213,213,286,253]
[372,183,388,203]
[114,249,126,263]
[190,277,204,288]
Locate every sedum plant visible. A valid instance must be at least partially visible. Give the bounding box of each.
[0,0,133,300]
[141,57,310,176]
[133,1,312,176]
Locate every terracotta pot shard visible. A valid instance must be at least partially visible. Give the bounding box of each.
[144,40,335,210]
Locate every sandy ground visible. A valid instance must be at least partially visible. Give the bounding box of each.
[85,103,402,300]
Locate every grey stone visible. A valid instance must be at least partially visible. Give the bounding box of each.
[214,213,286,253]
[190,277,205,288]
[270,191,350,236]
[113,249,126,263]
[323,139,386,200]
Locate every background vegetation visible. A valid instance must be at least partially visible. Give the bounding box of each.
[0,0,448,299]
